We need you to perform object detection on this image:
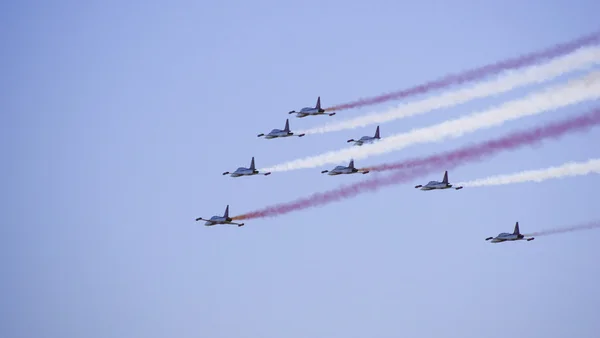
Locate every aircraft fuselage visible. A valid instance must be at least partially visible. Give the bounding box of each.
[324,167,369,175]
[290,108,335,118]
[490,233,524,243]
[259,131,305,139]
[263,129,296,138]
[196,205,245,227]
[204,220,242,227]
[418,182,452,190]
[294,110,325,118]
[487,233,534,243]
[485,222,533,243]
[203,215,232,226]
[351,137,377,146]
[228,168,259,177]
[328,169,356,175]
[265,132,292,138]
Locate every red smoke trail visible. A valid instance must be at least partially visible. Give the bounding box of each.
[325,31,600,112]
[525,221,600,237]
[232,107,600,220]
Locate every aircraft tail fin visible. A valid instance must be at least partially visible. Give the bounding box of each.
[315,96,321,110]
[250,157,256,171]
[348,159,355,169]
[442,171,449,184]
[224,205,229,218]
[284,119,290,132]
[513,222,520,235]
[374,126,380,139]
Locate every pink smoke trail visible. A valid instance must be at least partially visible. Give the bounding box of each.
[525,221,600,237]
[233,107,600,220]
[325,31,600,112]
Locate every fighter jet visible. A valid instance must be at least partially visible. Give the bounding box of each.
[347,126,381,146]
[485,222,534,243]
[195,205,245,227]
[414,171,463,190]
[320,159,370,175]
[288,96,336,118]
[222,157,271,177]
[257,119,305,139]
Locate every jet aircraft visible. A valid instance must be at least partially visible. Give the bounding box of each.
[288,96,336,118]
[195,205,245,227]
[485,222,534,243]
[347,126,381,146]
[320,159,369,175]
[222,157,271,177]
[257,119,305,139]
[414,171,463,190]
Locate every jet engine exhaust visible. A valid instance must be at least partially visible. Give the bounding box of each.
[231,106,600,220]
[323,31,600,112]
[524,221,600,237]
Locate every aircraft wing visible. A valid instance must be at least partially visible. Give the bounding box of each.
[228,221,245,226]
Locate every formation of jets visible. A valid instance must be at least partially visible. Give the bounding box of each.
[196,96,536,244]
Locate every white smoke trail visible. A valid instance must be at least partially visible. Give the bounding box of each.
[524,221,600,237]
[298,46,600,135]
[261,71,600,173]
[456,158,600,187]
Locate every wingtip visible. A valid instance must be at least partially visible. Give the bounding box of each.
[298,134,305,137]
[264,172,271,176]
[321,170,328,174]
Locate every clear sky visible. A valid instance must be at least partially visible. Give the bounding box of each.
[2,1,600,337]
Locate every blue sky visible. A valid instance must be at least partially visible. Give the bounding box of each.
[2,1,600,337]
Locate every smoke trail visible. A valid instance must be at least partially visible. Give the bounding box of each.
[324,31,600,112]
[299,46,600,135]
[455,158,600,187]
[261,71,600,173]
[524,221,600,237]
[233,106,600,220]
